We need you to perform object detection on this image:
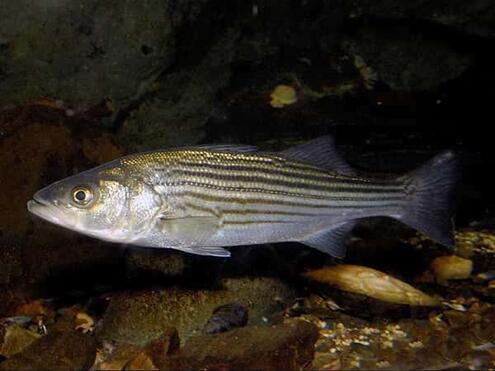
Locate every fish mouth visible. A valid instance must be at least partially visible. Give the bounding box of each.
[27,197,64,226]
[27,191,51,212]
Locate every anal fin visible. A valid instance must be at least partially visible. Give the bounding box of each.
[300,221,355,259]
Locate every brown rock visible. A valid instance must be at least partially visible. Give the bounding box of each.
[93,327,179,370]
[124,352,158,371]
[160,321,319,371]
[0,325,41,358]
[145,327,180,367]
[98,277,294,346]
[0,330,96,370]
[15,300,55,323]
[0,106,125,291]
[0,121,78,238]
[93,342,144,371]
[430,255,473,285]
[82,133,123,165]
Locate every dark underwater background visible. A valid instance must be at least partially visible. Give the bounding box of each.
[1,1,495,369]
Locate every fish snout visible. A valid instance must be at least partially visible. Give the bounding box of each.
[33,187,54,205]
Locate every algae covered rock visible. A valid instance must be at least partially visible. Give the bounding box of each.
[0,330,96,370]
[160,321,319,371]
[93,342,146,371]
[345,0,495,38]
[117,29,239,152]
[345,26,472,91]
[125,248,188,280]
[0,0,179,109]
[0,324,40,358]
[97,277,295,346]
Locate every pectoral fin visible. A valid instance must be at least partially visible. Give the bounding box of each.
[131,215,229,257]
[300,221,355,259]
[157,215,219,246]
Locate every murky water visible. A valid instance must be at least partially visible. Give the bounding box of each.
[1,1,495,369]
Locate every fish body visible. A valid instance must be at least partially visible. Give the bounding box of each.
[27,136,458,258]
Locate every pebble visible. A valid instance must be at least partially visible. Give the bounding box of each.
[430,255,473,285]
[204,303,248,334]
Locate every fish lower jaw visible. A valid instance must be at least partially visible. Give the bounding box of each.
[27,200,61,224]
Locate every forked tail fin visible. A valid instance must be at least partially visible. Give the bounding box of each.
[397,150,460,247]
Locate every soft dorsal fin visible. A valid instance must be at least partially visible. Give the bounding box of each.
[300,221,356,259]
[280,135,355,175]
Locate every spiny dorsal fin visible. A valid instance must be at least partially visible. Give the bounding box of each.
[300,221,356,259]
[281,135,355,175]
[193,144,259,153]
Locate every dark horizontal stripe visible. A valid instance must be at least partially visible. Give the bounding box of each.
[175,190,404,209]
[168,168,402,196]
[177,150,359,180]
[165,181,404,203]
[170,159,402,189]
[145,148,401,187]
[223,220,298,225]
[183,202,321,217]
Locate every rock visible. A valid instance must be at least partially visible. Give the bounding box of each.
[0,325,40,358]
[124,352,158,371]
[93,327,179,370]
[145,327,180,367]
[118,29,239,152]
[204,303,249,334]
[159,321,319,370]
[81,134,123,165]
[345,26,472,91]
[269,85,298,108]
[345,0,495,38]
[303,265,440,307]
[0,121,78,239]
[0,107,126,292]
[0,0,187,109]
[97,277,295,345]
[0,246,23,286]
[0,330,96,370]
[74,312,95,334]
[430,255,473,285]
[124,248,188,280]
[93,342,144,371]
[14,300,55,324]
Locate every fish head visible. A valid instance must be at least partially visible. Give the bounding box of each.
[27,164,161,242]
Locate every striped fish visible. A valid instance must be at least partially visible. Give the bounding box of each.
[27,136,458,258]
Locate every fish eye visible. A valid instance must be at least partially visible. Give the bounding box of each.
[71,186,93,206]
